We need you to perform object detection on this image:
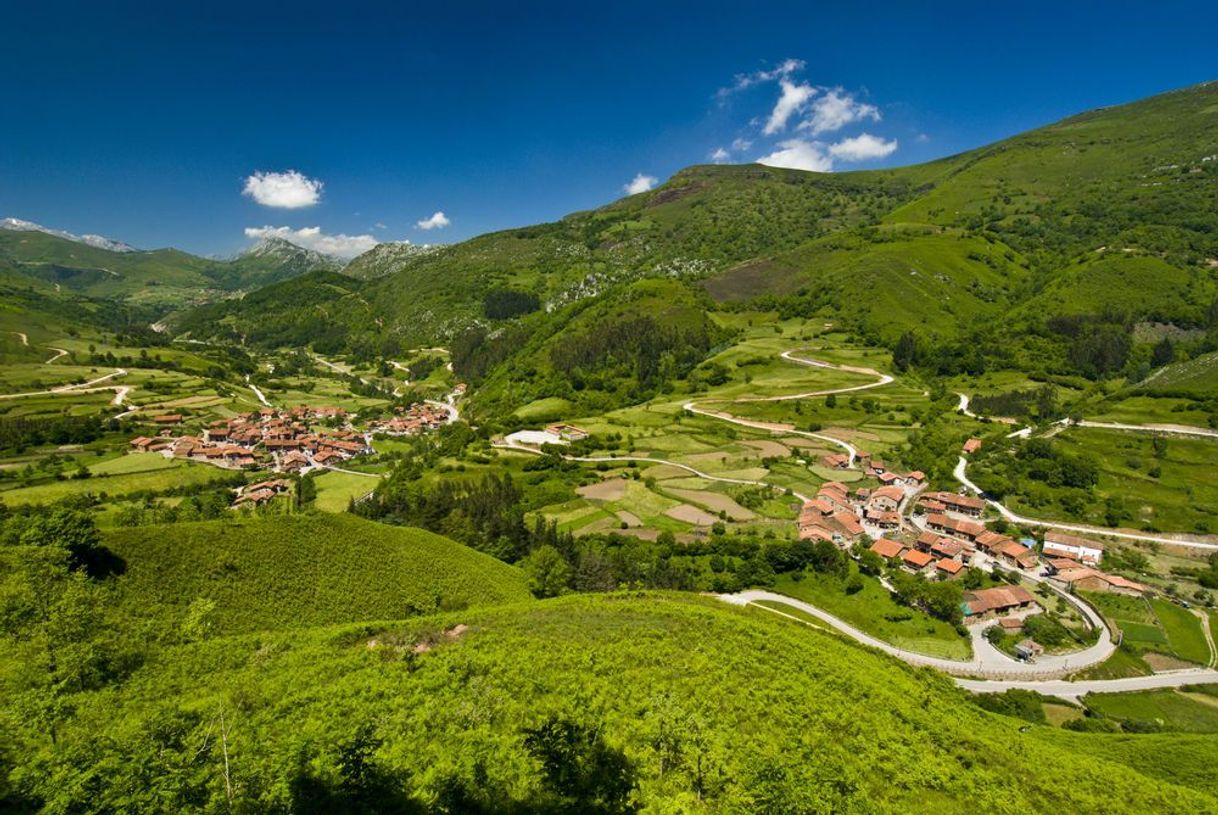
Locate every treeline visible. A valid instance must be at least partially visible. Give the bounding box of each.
[484,288,541,320]
[0,415,118,454]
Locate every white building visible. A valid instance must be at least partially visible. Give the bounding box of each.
[1042,531,1105,565]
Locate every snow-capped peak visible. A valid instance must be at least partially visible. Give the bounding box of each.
[0,217,139,252]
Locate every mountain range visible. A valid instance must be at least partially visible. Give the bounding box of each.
[163,80,1218,415]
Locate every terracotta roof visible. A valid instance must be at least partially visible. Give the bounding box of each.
[936,558,964,575]
[870,538,905,559]
[871,485,905,503]
[902,549,934,568]
[964,586,1035,614]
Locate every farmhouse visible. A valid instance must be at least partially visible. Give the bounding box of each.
[926,513,986,542]
[867,485,904,513]
[820,452,850,469]
[901,549,935,573]
[831,510,864,542]
[1050,567,1147,597]
[546,423,589,441]
[1042,531,1105,565]
[864,508,901,529]
[962,438,983,454]
[936,558,964,578]
[870,538,905,560]
[962,585,1037,619]
[922,491,985,517]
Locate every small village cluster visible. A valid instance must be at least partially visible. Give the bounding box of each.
[129,405,371,476]
[365,401,453,436]
[804,446,1149,649]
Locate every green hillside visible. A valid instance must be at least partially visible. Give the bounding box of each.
[170,81,1218,414]
[0,229,338,309]
[5,593,1215,812]
[102,513,532,634]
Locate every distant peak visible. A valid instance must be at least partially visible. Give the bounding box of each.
[0,216,139,252]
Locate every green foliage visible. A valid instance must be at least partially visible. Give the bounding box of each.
[5,593,1216,812]
[101,514,531,635]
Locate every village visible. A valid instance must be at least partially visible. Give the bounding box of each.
[127,400,454,509]
[801,439,1148,662]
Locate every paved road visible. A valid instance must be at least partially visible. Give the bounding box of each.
[682,349,893,465]
[1072,418,1218,440]
[245,376,273,408]
[957,670,1218,700]
[723,589,1114,679]
[0,368,127,400]
[729,590,1218,698]
[494,443,813,502]
[953,455,1218,551]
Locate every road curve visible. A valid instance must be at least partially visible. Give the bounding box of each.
[683,349,892,465]
[953,455,1218,552]
[724,589,1115,680]
[0,368,127,401]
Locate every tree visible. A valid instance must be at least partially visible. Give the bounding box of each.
[1151,336,1175,368]
[893,331,918,372]
[522,545,572,598]
[522,716,636,814]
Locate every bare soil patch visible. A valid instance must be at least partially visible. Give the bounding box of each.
[740,439,791,458]
[577,479,628,501]
[665,487,755,521]
[1144,652,1196,672]
[615,510,643,527]
[664,503,719,526]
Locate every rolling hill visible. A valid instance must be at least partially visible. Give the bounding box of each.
[0,225,342,310]
[101,513,532,634]
[6,592,1216,812]
[170,81,1218,411]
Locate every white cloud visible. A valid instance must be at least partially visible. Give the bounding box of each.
[373,222,387,230]
[721,58,805,96]
[764,78,816,135]
[731,137,753,152]
[800,88,880,136]
[624,173,657,195]
[241,170,323,209]
[415,211,450,230]
[755,139,833,173]
[710,147,730,163]
[828,133,898,162]
[244,225,379,259]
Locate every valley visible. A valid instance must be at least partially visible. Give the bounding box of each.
[4,76,1218,813]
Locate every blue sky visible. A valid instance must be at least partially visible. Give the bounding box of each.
[2,1,1216,258]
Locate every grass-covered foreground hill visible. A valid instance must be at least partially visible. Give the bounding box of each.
[102,514,532,634]
[5,593,1216,813]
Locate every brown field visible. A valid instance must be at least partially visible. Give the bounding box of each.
[577,479,628,501]
[739,439,791,458]
[664,504,719,526]
[664,487,755,521]
[615,510,643,527]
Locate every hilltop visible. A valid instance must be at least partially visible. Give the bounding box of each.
[102,513,533,634]
[6,592,1215,811]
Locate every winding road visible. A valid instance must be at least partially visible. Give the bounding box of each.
[498,346,1218,695]
[0,368,128,401]
[683,349,892,465]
